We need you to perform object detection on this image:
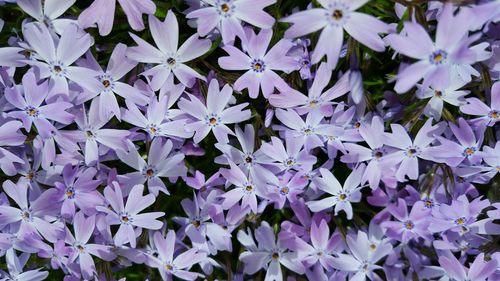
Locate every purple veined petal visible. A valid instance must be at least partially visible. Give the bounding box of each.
[213,124,234,143]
[98,90,121,120]
[191,122,212,144]
[177,34,211,63]
[413,118,445,148]
[79,252,96,280]
[32,217,61,243]
[363,160,382,189]
[174,248,207,270]
[0,47,25,67]
[141,64,172,91]
[124,185,154,214]
[172,63,205,87]
[449,118,476,147]
[3,180,29,209]
[438,255,467,281]
[234,70,260,98]
[344,12,387,52]
[113,81,148,106]
[268,89,308,108]
[118,0,156,31]
[310,219,329,251]
[113,224,129,246]
[423,65,450,91]
[312,25,343,69]
[282,9,327,38]
[388,198,408,221]
[149,12,178,55]
[306,196,338,212]
[0,121,26,146]
[132,212,164,230]
[78,0,115,36]
[22,22,56,62]
[65,66,102,93]
[335,201,353,219]
[186,7,220,37]
[73,212,95,244]
[178,94,208,120]
[346,0,370,10]
[57,24,94,65]
[254,221,276,250]
[122,100,149,128]
[233,0,276,28]
[173,270,202,280]
[127,33,164,64]
[4,86,28,109]
[394,61,432,93]
[388,21,434,59]
[219,45,253,71]
[347,231,369,263]
[275,109,305,131]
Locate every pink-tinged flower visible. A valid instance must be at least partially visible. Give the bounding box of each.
[0,249,48,281]
[5,72,74,138]
[178,79,251,143]
[429,195,499,235]
[306,164,365,219]
[219,160,272,214]
[416,79,469,121]
[386,5,489,93]
[21,22,98,96]
[281,199,331,242]
[438,252,497,281]
[282,0,389,69]
[218,28,296,98]
[122,95,192,140]
[429,118,484,167]
[237,221,305,280]
[186,0,276,44]
[268,62,350,114]
[382,118,445,181]
[61,100,130,166]
[0,180,62,243]
[0,120,26,176]
[78,0,156,36]
[18,0,76,34]
[329,230,392,281]
[460,81,500,126]
[260,134,316,172]
[382,199,431,242]
[266,172,307,209]
[127,11,211,89]
[116,138,186,196]
[274,109,344,151]
[54,165,104,218]
[97,183,164,248]
[341,116,390,189]
[293,219,342,270]
[65,212,116,280]
[147,230,207,281]
[76,44,149,120]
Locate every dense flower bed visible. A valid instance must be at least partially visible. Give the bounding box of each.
[0,0,499,280]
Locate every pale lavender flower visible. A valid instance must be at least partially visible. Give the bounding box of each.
[218,28,296,98]
[382,199,431,243]
[266,172,307,209]
[97,183,164,248]
[116,138,186,196]
[127,11,211,89]
[416,78,468,121]
[78,0,156,36]
[282,0,389,69]
[17,0,76,34]
[5,72,74,137]
[306,164,366,220]
[0,249,48,281]
[178,79,251,143]
[65,212,116,280]
[438,252,497,281]
[460,81,500,126]
[186,0,276,44]
[260,135,316,172]
[147,230,207,281]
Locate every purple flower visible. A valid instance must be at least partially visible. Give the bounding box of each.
[178,79,251,143]
[127,10,211,89]
[266,172,307,209]
[386,5,488,93]
[21,22,97,96]
[416,79,469,121]
[0,120,26,176]
[147,230,207,281]
[218,28,296,98]
[306,164,366,219]
[438,252,497,281]
[0,249,48,281]
[17,0,76,34]
[282,0,389,69]
[238,221,305,280]
[97,183,164,248]
[460,81,500,126]
[65,212,116,280]
[260,134,316,172]
[382,199,431,242]
[186,0,276,44]
[116,138,186,196]
[0,180,62,243]
[78,0,156,36]
[5,72,74,137]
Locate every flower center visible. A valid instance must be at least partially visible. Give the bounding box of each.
[26,172,35,181]
[280,186,289,195]
[404,220,414,230]
[272,252,280,260]
[429,50,447,65]
[120,212,132,224]
[455,217,466,225]
[338,193,347,201]
[102,79,111,88]
[489,110,499,119]
[146,169,154,177]
[146,124,160,136]
[434,90,443,98]
[205,114,220,127]
[21,210,31,221]
[245,156,253,163]
[53,65,62,72]
[245,185,253,192]
[369,243,377,251]
[463,147,476,157]
[424,199,433,208]
[77,244,85,253]
[354,121,361,129]
[332,9,343,20]
[167,57,176,66]
[191,219,201,228]
[373,151,383,159]
[25,106,39,117]
[221,3,230,12]
[165,263,173,271]
[251,59,266,73]
[209,117,217,125]
[65,187,75,199]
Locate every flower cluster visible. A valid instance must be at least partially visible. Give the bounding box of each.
[0,0,499,280]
